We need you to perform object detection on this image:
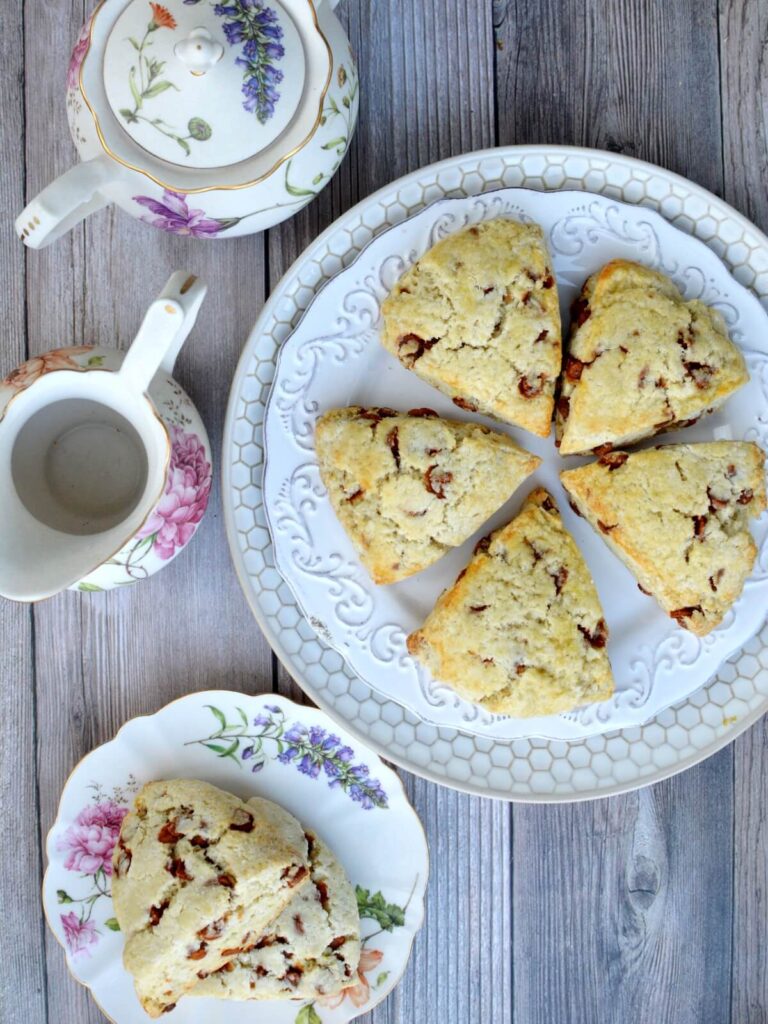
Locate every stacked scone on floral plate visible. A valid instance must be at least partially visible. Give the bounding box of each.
[112,780,360,1017]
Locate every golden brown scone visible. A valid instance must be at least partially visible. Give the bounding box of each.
[407,488,614,717]
[556,260,749,455]
[380,218,562,437]
[112,782,310,1018]
[315,406,540,584]
[561,441,767,636]
[191,824,360,1002]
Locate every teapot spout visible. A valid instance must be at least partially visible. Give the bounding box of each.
[16,156,118,248]
[119,272,207,394]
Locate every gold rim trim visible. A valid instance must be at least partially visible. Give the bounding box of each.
[78,0,334,195]
[41,690,429,1022]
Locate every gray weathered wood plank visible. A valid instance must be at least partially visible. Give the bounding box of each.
[0,7,48,1022]
[494,1,735,1021]
[720,1,768,1019]
[21,2,273,1019]
[270,3,511,1023]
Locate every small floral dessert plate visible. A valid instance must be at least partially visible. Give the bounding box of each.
[43,690,428,1024]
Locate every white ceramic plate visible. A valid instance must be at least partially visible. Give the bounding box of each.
[224,145,768,799]
[44,691,428,1023]
[261,187,768,742]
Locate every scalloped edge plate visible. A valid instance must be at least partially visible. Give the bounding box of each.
[43,691,428,1023]
[223,145,768,801]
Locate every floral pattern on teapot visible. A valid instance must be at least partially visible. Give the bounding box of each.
[54,2,359,241]
[129,51,359,237]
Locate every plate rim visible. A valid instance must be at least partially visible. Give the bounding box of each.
[260,182,768,743]
[222,143,768,801]
[42,689,430,1022]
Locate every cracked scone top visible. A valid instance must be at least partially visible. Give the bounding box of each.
[561,441,767,636]
[192,820,361,1001]
[112,781,310,1018]
[556,259,749,454]
[380,218,562,437]
[406,488,614,717]
[315,406,540,584]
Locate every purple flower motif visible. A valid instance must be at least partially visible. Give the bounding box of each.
[214,0,285,123]
[252,714,271,727]
[133,190,225,238]
[61,912,99,956]
[264,704,282,714]
[137,425,212,560]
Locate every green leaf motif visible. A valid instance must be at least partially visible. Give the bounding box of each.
[237,707,249,727]
[219,738,240,759]
[78,582,103,592]
[143,80,177,99]
[176,136,191,156]
[119,108,138,123]
[87,355,105,366]
[129,68,141,107]
[295,1005,322,1024]
[321,136,347,151]
[104,918,120,932]
[57,889,73,904]
[128,37,141,51]
[375,971,390,988]
[206,705,227,736]
[355,886,405,931]
[312,173,324,185]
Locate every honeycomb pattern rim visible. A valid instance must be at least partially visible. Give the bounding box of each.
[223,144,768,802]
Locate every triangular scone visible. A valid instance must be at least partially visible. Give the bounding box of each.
[380,218,562,437]
[406,489,614,717]
[315,406,540,584]
[112,782,310,1018]
[561,442,767,636]
[556,260,749,455]
[191,823,360,1002]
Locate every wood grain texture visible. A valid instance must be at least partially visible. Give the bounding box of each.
[0,6,48,1021]
[494,2,738,1022]
[3,1,768,1022]
[720,2,768,1019]
[270,4,509,1024]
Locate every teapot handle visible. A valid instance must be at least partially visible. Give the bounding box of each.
[15,156,118,249]
[120,272,208,393]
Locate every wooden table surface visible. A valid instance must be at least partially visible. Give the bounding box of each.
[2,1,767,1021]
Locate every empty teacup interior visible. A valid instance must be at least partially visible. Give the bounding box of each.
[0,369,169,601]
[12,398,149,535]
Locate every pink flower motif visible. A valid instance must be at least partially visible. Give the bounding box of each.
[138,425,212,560]
[57,801,127,877]
[61,911,98,956]
[76,800,128,832]
[3,346,93,391]
[67,20,91,91]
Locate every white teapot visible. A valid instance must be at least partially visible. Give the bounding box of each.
[16,0,357,247]
[0,272,211,599]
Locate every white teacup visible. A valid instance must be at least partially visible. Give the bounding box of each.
[0,271,211,600]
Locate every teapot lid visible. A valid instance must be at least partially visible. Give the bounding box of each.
[79,0,332,189]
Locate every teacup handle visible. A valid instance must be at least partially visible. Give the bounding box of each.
[15,156,118,249]
[120,272,208,393]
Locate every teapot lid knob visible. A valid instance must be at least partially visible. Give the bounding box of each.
[173,27,224,76]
